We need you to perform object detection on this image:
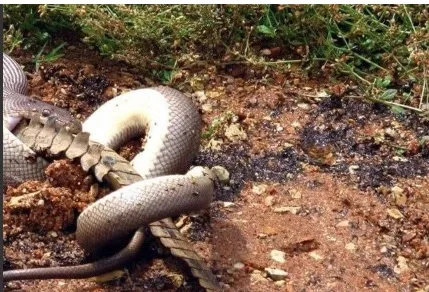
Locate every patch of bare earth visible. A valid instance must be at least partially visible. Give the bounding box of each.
[4,43,429,292]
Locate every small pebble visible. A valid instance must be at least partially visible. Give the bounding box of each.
[223,202,235,208]
[194,91,207,103]
[387,208,404,219]
[273,206,301,214]
[264,268,288,281]
[248,97,258,106]
[336,220,350,227]
[394,256,409,274]
[270,249,286,263]
[291,121,301,129]
[252,184,267,195]
[297,103,310,110]
[264,196,275,206]
[345,242,356,251]
[201,103,213,113]
[225,123,247,142]
[348,165,359,174]
[309,251,324,261]
[233,262,245,270]
[250,270,269,283]
[212,166,230,183]
[289,189,302,199]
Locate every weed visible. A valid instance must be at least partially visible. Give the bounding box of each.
[33,41,66,72]
[3,4,429,114]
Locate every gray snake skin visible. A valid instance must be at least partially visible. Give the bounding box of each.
[3,53,220,290]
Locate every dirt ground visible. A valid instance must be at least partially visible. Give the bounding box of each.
[3,42,429,292]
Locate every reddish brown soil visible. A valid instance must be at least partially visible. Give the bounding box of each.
[3,42,429,292]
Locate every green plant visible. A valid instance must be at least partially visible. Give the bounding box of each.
[33,41,66,72]
[3,4,428,114]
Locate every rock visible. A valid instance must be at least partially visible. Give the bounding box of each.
[308,251,324,261]
[270,249,286,263]
[348,165,359,174]
[392,156,408,162]
[194,91,207,103]
[264,196,275,206]
[345,242,356,251]
[248,97,258,106]
[291,121,301,129]
[223,202,235,208]
[257,233,268,239]
[233,262,245,270]
[260,48,272,56]
[250,270,269,283]
[275,280,286,287]
[297,103,310,110]
[273,206,301,215]
[225,123,247,142]
[391,185,404,195]
[289,189,302,199]
[264,268,288,281]
[252,184,267,195]
[206,91,221,99]
[201,103,213,113]
[385,127,397,138]
[275,123,284,132]
[402,231,416,243]
[391,186,407,206]
[8,191,42,208]
[336,220,350,227]
[387,208,404,219]
[206,138,223,151]
[212,166,230,183]
[394,256,409,274]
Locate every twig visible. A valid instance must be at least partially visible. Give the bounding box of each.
[419,66,427,109]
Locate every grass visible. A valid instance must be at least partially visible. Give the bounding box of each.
[3,4,428,115]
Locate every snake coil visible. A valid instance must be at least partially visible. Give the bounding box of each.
[3,53,221,291]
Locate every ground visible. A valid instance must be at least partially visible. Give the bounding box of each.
[3,43,429,292]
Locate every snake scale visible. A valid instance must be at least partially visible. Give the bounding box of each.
[3,53,221,291]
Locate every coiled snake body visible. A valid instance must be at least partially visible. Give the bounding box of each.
[3,53,220,290]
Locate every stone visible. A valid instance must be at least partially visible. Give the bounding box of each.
[270,249,286,263]
[233,262,245,270]
[345,242,356,251]
[336,220,350,227]
[201,103,213,113]
[309,251,324,261]
[223,202,235,208]
[225,123,247,142]
[264,268,288,281]
[273,206,301,215]
[265,196,275,206]
[387,208,404,219]
[250,270,269,283]
[252,184,267,195]
[212,166,230,183]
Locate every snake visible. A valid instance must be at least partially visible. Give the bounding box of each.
[3,53,220,290]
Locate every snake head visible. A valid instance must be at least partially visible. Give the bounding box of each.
[20,99,82,133]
